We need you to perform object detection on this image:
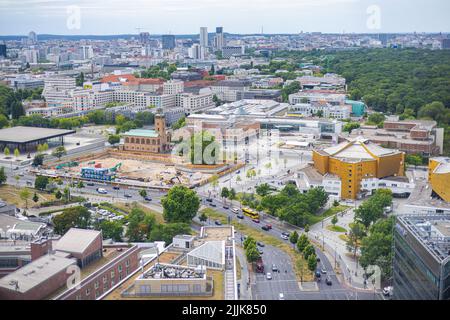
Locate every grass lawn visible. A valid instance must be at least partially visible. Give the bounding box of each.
[308,205,350,225]
[201,208,313,282]
[0,185,55,208]
[114,202,165,224]
[326,225,347,233]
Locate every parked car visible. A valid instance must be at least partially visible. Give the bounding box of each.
[272,264,278,272]
[278,293,284,300]
[282,232,290,237]
[265,224,272,230]
[209,203,217,207]
[215,220,222,226]
[325,277,332,286]
[237,214,244,219]
[257,242,265,247]
[144,196,152,201]
[281,234,289,240]
[266,273,272,280]
[86,182,95,186]
[206,198,213,202]
[261,225,270,231]
[113,186,120,190]
[316,257,321,262]
[252,218,260,223]
[258,248,263,254]
[96,188,108,194]
[231,207,240,214]
[315,271,321,278]
[223,205,230,209]
[124,194,132,198]
[321,266,327,274]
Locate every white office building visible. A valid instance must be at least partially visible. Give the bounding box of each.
[200,27,208,48]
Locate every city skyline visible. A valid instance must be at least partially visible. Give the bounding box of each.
[1,0,450,35]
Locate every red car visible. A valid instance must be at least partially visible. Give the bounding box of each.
[252,219,260,223]
[265,224,272,229]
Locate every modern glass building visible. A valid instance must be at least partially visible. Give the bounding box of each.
[393,215,450,300]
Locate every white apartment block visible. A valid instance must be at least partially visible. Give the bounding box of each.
[289,103,351,119]
[163,80,184,95]
[43,77,77,107]
[176,92,215,114]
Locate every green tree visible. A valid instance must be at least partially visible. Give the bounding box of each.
[243,236,257,250]
[20,188,31,208]
[52,146,67,161]
[302,244,315,260]
[405,154,423,167]
[52,206,91,235]
[229,188,237,201]
[13,148,20,158]
[307,254,318,272]
[221,187,230,203]
[4,147,10,157]
[34,175,49,190]
[343,122,361,133]
[245,245,261,263]
[161,186,200,223]
[296,234,309,253]
[289,230,299,244]
[210,174,219,190]
[0,167,6,185]
[331,215,338,226]
[108,134,121,145]
[346,221,366,258]
[360,216,394,281]
[256,183,271,197]
[199,211,208,223]
[139,189,148,199]
[367,112,385,126]
[55,189,62,199]
[96,220,124,242]
[32,192,39,203]
[148,223,191,245]
[0,114,9,129]
[126,207,156,242]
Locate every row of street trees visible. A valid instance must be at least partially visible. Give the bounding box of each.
[345,189,394,281]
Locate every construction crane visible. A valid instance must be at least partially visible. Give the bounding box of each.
[110,163,122,173]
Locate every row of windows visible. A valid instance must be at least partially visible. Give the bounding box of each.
[125,137,160,145]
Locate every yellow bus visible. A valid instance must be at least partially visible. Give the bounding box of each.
[242,207,260,220]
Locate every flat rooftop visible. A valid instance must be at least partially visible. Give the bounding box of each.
[122,129,159,138]
[141,263,204,280]
[0,254,76,294]
[399,215,450,262]
[0,126,75,144]
[200,226,233,242]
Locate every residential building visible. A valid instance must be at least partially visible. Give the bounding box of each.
[188,44,205,60]
[176,92,215,114]
[163,80,184,95]
[42,76,76,107]
[313,136,405,199]
[393,214,450,300]
[210,80,252,102]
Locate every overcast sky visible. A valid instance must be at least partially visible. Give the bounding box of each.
[1,0,449,35]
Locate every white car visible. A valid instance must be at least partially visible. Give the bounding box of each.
[97,188,108,194]
[383,286,393,297]
[281,234,289,240]
[278,293,284,300]
[266,273,272,280]
[231,207,240,214]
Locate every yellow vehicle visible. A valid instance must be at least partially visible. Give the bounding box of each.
[242,207,260,220]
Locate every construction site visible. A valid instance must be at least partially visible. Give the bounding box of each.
[42,149,242,189]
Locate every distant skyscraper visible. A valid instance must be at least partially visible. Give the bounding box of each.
[0,44,6,58]
[188,44,205,60]
[139,32,150,44]
[80,45,94,59]
[28,31,37,44]
[200,27,208,48]
[215,27,224,50]
[442,38,450,50]
[162,35,176,50]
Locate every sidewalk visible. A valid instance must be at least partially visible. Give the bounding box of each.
[235,247,252,300]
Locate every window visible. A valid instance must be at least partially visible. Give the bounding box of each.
[103,275,108,283]
[94,281,99,289]
[118,265,123,272]
[86,288,91,296]
[111,270,115,278]
[125,259,130,267]
[141,285,151,294]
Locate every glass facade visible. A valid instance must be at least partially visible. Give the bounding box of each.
[393,218,450,300]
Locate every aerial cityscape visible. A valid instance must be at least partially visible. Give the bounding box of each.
[0,0,450,306]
